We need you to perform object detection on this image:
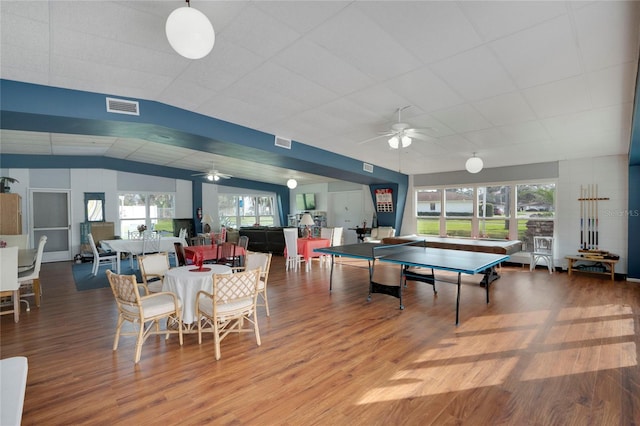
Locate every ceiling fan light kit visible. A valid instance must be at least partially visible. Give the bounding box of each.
[465,154,483,174]
[166,0,215,60]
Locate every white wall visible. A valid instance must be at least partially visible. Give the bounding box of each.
[557,155,628,273]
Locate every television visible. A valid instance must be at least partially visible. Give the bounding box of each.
[296,193,316,211]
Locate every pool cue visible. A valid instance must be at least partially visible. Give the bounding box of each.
[589,183,593,250]
[594,183,599,250]
[580,185,584,249]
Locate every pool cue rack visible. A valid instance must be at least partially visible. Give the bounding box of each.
[578,184,609,251]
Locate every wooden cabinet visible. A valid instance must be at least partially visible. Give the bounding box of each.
[0,193,22,234]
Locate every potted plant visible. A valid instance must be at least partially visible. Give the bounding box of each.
[0,177,18,193]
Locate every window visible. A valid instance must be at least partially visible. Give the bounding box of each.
[516,183,555,252]
[219,194,276,228]
[118,192,175,238]
[477,185,511,239]
[84,192,105,222]
[416,189,441,236]
[415,182,555,244]
[444,187,473,237]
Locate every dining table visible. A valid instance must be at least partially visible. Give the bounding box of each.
[100,236,186,274]
[162,264,232,327]
[184,244,247,266]
[285,237,331,270]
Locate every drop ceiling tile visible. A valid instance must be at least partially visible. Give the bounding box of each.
[273,39,374,96]
[542,104,631,141]
[431,46,517,102]
[460,1,566,41]
[254,1,349,34]
[430,104,493,134]
[385,67,466,113]
[490,15,582,88]
[462,127,512,148]
[306,5,422,82]
[523,75,591,118]
[573,1,640,71]
[587,63,636,108]
[499,121,551,145]
[219,5,302,59]
[473,92,536,126]
[357,2,482,64]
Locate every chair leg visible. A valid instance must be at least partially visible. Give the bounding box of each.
[33,278,41,307]
[113,316,125,350]
[13,290,20,323]
[263,292,270,317]
[134,321,145,363]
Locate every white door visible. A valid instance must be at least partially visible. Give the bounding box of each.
[30,190,72,262]
[329,191,363,245]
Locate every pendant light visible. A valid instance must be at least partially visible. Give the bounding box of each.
[465,153,483,174]
[166,0,215,60]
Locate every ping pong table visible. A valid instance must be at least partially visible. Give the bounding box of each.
[314,241,510,325]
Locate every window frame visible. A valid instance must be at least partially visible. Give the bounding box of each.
[415,179,556,245]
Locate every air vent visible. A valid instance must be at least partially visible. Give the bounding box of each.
[363,163,374,173]
[274,136,292,149]
[106,97,139,116]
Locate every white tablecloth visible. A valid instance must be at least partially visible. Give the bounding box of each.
[163,265,232,324]
[100,237,186,273]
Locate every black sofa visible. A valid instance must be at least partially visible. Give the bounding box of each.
[239,227,287,255]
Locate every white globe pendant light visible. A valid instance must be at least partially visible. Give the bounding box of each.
[465,153,483,174]
[166,1,215,60]
[287,179,298,189]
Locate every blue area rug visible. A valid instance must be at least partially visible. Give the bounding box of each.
[72,262,142,291]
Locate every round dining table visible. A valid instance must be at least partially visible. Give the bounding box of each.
[163,265,232,325]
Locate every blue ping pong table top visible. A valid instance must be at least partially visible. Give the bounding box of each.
[315,242,509,275]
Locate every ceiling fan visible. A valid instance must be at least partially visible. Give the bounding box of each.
[359,106,432,148]
[191,163,232,181]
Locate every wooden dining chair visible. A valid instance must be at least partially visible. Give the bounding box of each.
[173,242,188,267]
[215,242,237,267]
[106,270,183,363]
[196,268,261,360]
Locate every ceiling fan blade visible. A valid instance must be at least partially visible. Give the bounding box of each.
[357,133,394,145]
[406,131,432,142]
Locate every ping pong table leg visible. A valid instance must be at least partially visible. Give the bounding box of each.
[329,255,335,292]
[455,273,461,325]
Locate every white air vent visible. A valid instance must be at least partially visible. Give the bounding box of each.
[106,97,139,116]
[363,163,374,173]
[274,136,292,149]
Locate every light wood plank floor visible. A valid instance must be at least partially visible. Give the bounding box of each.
[1,257,639,425]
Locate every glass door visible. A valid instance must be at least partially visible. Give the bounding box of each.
[30,190,71,262]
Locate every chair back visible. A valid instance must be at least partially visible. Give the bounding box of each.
[139,252,170,284]
[128,230,143,240]
[283,228,298,258]
[178,228,187,241]
[245,252,271,276]
[237,235,249,250]
[217,227,227,244]
[173,242,187,266]
[28,236,47,278]
[320,227,334,241]
[533,236,553,254]
[88,233,100,258]
[213,268,260,310]
[331,227,343,246]
[215,242,237,266]
[106,270,141,307]
[0,246,19,291]
[142,231,161,254]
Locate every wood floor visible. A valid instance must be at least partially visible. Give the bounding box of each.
[2,257,639,425]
